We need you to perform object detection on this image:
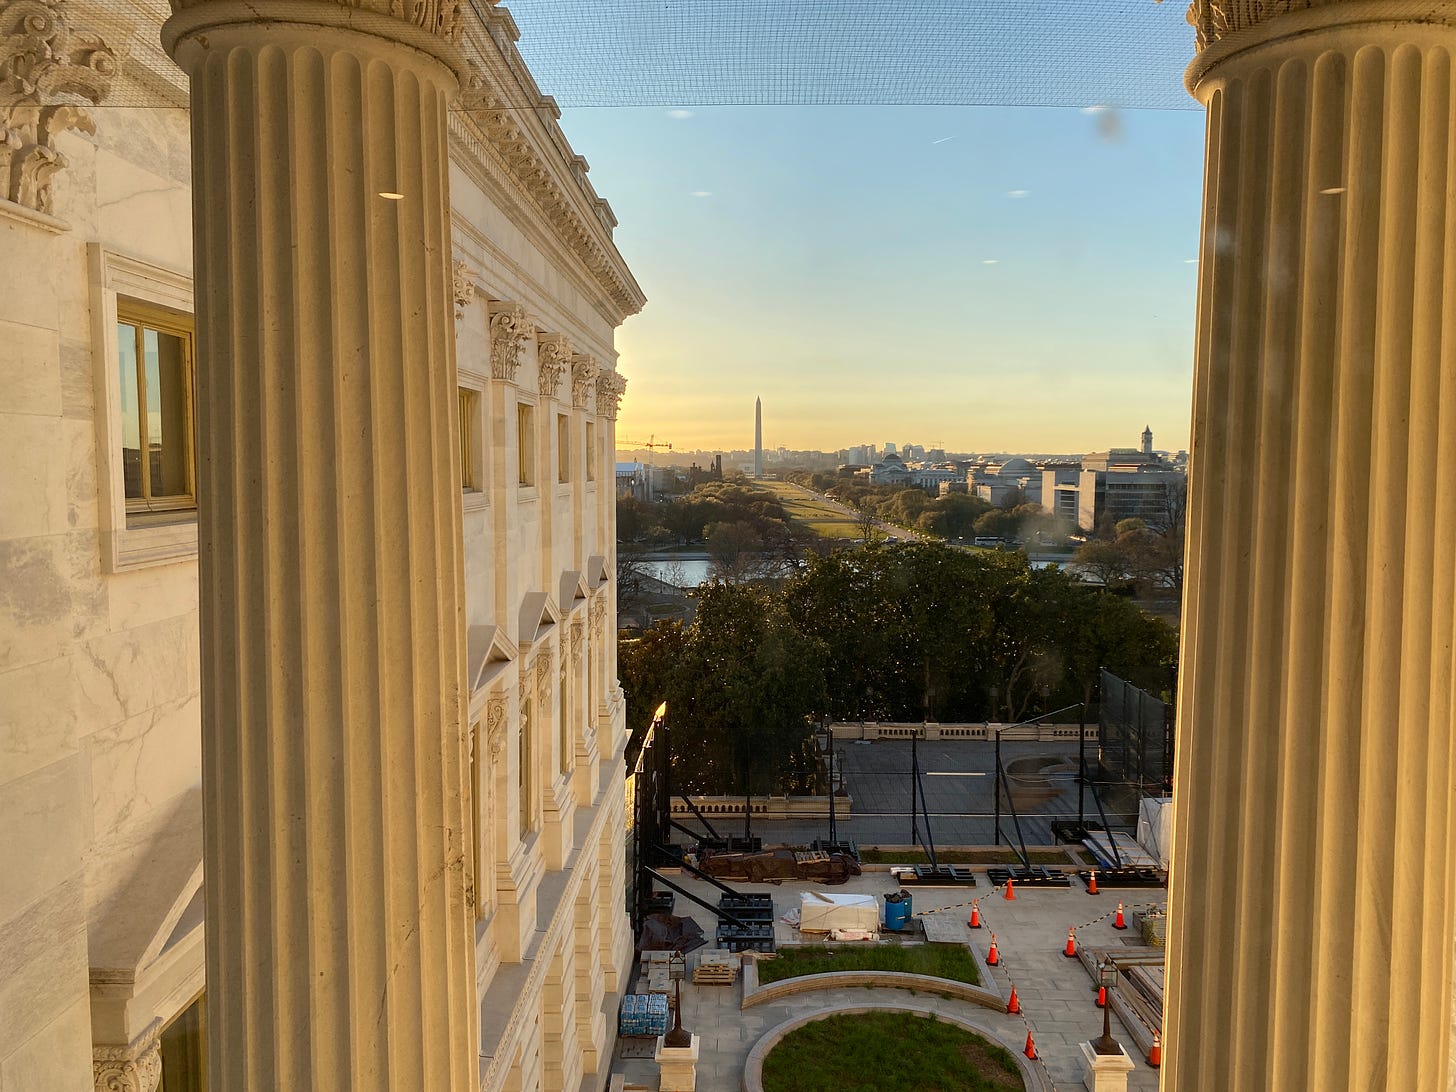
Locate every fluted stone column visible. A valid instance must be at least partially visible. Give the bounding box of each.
[161,4,475,1088]
[1167,4,1456,1088]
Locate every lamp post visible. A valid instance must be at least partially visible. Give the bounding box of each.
[814,719,837,846]
[1093,956,1121,1055]
[990,686,1001,846]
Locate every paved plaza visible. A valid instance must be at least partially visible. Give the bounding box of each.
[677,737,1104,847]
[610,869,1164,1091]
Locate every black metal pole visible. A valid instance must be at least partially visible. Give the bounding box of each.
[993,729,1002,847]
[910,732,919,846]
[1078,700,1087,830]
[828,748,837,845]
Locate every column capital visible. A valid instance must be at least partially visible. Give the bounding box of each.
[537,333,571,399]
[92,1023,163,1092]
[571,355,599,411]
[490,301,533,383]
[595,371,626,420]
[163,0,465,82]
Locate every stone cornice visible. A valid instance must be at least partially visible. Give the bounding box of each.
[452,9,644,326]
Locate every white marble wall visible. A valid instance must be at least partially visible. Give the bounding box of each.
[1,46,629,1092]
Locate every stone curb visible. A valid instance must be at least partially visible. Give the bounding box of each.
[741,964,1005,1012]
[740,1002,1052,1092]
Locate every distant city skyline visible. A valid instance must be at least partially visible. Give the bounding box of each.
[560,104,1206,452]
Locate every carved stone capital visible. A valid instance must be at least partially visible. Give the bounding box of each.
[536,333,571,399]
[486,695,507,763]
[571,355,599,411]
[1186,0,1338,52]
[451,259,474,318]
[595,371,626,420]
[0,0,118,214]
[93,1023,163,1092]
[489,302,532,382]
[166,0,464,44]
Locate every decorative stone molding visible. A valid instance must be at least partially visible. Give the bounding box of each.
[536,334,571,399]
[590,595,606,629]
[571,355,599,410]
[489,302,532,381]
[536,652,552,711]
[518,667,531,707]
[595,371,626,420]
[486,695,507,763]
[92,1022,163,1092]
[1185,0,1338,52]
[168,0,463,43]
[570,621,584,668]
[0,0,118,214]
[452,259,474,318]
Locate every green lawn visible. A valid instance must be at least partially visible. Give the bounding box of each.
[761,1011,1024,1092]
[756,942,980,987]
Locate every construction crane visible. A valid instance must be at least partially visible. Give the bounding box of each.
[616,435,673,468]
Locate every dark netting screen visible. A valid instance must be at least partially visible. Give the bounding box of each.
[500,0,1198,108]
[1099,668,1173,794]
[76,0,1199,110]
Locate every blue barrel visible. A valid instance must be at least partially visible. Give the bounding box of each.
[884,890,913,931]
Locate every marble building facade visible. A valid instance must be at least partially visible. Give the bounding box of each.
[0,0,643,1089]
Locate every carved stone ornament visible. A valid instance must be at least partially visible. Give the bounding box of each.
[489,303,532,382]
[536,653,552,709]
[595,372,626,421]
[570,621,584,667]
[590,595,606,629]
[536,334,571,399]
[452,259,475,318]
[486,695,507,763]
[169,0,464,42]
[93,1030,162,1092]
[571,355,599,410]
[518,668,531,707]
[0,0,118,215]
[1184,0,1336,51]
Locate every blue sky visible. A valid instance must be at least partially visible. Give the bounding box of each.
[558,104,1207,454]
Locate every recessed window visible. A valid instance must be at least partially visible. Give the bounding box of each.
[458,387,479,492]
[116,302,195,512]
[557,413,570,483]
[517,403,535,487]
[519,698,534,836]
[586,421,596,481]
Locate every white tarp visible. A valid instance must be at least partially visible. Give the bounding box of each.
[1136,796,1175,870]
[798,892,879,933]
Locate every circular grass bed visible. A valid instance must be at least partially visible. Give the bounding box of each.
[760,1011,1024,1092]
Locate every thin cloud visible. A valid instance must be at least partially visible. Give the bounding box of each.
[982,259,1000,265]
[1007,189,1029,198]
[690,190,712,198]
[931,136,954,145]
[667,109,694,120]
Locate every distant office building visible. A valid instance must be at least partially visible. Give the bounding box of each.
[883,441,897,455]
[617,460,651,501]
[968,456,1043,507]
[1041,462,1083,524]
[1072,432,1185,531]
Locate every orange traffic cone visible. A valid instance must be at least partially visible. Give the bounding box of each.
[1004,878,1017,900]
[1007,986,1021,1014]
[1095,985,1107,1008]
[1087,870,1100,895]
[1113,902,1127,930]
[1063,926,1077,958]
[969,899,982,929]
[1023,1031,1037,1060]
[986,934,1000,966]
[1148,1032,1162,1068]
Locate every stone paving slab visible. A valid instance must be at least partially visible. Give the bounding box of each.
[609,870,1165,1091]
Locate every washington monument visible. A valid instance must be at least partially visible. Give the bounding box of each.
[754,397,762,478]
